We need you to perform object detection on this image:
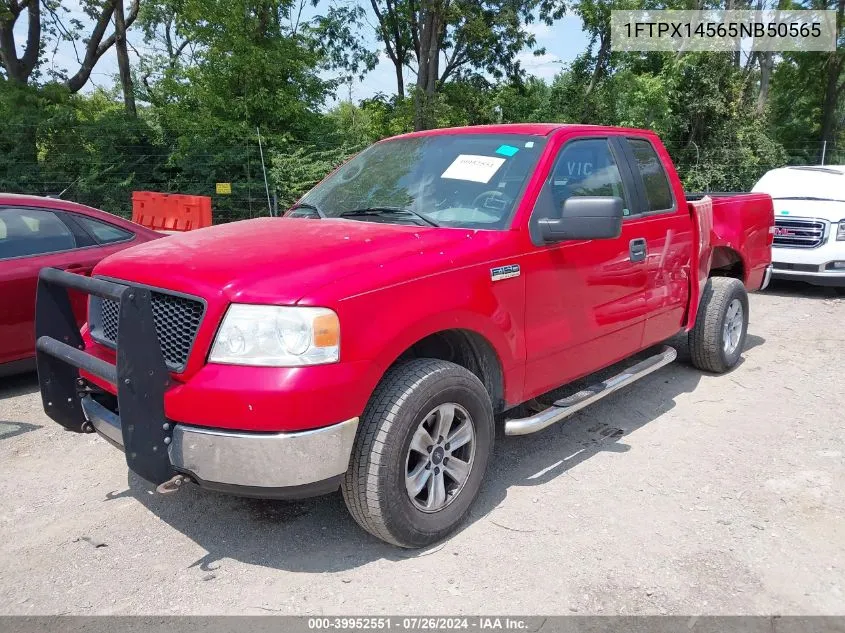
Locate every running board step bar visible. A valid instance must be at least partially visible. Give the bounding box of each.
[504,345,677,436]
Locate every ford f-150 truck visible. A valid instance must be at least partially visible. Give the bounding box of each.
[34,124,774,547]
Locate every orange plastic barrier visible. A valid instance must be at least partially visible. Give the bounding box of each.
[131,191,212,232]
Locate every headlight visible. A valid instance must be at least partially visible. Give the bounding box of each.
[209,305,339,366]
[837,220,845,241]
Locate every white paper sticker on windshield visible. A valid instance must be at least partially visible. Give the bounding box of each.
[441,154,506,184]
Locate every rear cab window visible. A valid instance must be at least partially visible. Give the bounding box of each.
[626,138,675,214]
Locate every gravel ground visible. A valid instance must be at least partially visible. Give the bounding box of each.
[1,280,843,616]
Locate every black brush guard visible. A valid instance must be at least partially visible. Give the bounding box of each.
[35,267,176,485]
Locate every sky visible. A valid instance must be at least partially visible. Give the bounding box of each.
[340,14,590,102]
[13,1,589,103]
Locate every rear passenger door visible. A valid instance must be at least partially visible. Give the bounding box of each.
[619,137,694,347]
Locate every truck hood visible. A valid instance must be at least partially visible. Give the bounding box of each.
[771,198,845,222]
[93,217,482,304]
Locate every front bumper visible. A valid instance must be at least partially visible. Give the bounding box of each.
[771,240,845,287]
[81,395,357,497]
[771,263,845,287]
[34,268,357,497]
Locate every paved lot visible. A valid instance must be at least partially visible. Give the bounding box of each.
[1,280,843,615]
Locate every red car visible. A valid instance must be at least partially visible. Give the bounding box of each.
[35,125,773,547]
[0,194,161,376]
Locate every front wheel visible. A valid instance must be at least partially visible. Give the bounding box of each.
[688,276,749,373]
[342,359,494,547]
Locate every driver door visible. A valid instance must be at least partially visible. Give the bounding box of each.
[522,135,650,398]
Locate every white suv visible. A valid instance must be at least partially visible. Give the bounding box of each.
[752,165,845,293]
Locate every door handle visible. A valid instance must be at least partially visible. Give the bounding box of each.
[629,238,647,263]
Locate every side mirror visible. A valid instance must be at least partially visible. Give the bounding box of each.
[538,196,624,243]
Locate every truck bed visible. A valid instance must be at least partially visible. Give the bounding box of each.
[690,191,774,291]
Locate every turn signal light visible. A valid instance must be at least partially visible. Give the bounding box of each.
[313,313,340,348]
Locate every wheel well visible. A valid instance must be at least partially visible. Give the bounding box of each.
[393,329,506,413]
[710,246,745,281]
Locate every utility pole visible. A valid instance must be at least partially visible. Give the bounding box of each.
[257,126,272,216]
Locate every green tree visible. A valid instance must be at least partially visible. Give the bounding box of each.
[365,0,566,129]
[0,0,146,186]
[0,0,141,92]
[494,76,553,123]
[768,0,845,161]
[2,0,840,220]
[134,0,355,217]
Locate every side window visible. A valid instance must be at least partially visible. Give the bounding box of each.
[549,139,631,216]
[0,208,77,260]
[74,215,133,245]
[628,138,674,212]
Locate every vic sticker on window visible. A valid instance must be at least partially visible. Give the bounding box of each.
[554,162,594,186]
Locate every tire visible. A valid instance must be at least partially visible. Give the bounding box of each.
[834,287,845,297]
[688,276,749,373]
[342,359,494,548]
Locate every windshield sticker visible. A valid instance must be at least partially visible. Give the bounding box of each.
[495,144,520,157]
[441,154,506,184]
[524,141,535,148]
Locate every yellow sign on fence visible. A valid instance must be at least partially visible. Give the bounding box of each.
[216,182,232,195]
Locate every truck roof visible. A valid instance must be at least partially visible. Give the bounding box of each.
[752,165,845,201]
[390,123,657,140]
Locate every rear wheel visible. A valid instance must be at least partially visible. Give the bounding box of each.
[688,276,749,373]
[342,359,494,547]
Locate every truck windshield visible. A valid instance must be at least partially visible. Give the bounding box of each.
[294,134,547,229]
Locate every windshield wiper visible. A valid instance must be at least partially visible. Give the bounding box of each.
[339,206,439,227]
[288,202,326,218]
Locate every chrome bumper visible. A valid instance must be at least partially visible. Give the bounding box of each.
[771,267,845,282]
[81,396,358,492]
[760,264,773,290]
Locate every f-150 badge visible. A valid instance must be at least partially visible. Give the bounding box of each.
[491,264,520,281]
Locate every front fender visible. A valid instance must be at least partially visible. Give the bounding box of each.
[328,262,527,408]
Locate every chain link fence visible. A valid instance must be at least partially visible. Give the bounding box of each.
[1,127,838,222]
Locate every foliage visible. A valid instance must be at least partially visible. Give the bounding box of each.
[270,143,361,208]
[0,0,141,90]
[363,0,565,127]
[0,82,162,210]
[0,0,843,220]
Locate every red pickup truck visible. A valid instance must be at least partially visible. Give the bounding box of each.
[35,124,773,547]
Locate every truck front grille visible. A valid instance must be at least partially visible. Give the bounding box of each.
[90,285,205,372]
[773,218,826,249]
